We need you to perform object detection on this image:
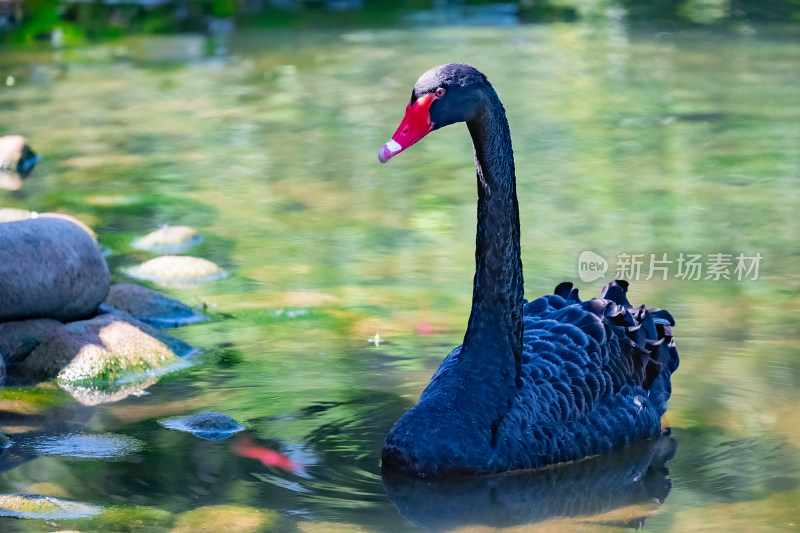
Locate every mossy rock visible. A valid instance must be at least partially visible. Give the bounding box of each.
[92,505,175,531]
[0,494,101,519]
[17,311,194,385]
[172,505,278,533]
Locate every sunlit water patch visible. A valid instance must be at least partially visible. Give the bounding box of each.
[21,433,143,460]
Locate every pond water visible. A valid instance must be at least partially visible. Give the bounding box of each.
[1,20,799,532]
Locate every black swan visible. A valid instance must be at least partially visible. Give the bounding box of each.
[377,63,679,476]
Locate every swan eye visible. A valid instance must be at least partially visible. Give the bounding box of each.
[434,87,446,98]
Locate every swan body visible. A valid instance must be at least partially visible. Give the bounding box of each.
[378,64,679,477]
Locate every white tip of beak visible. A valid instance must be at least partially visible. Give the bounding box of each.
[378,139,403,164]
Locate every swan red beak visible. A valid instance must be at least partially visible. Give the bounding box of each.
[378,93,436,163]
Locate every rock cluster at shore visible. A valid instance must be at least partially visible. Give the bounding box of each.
[0,216,207,403]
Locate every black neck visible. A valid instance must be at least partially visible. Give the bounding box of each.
[462,89,524,368]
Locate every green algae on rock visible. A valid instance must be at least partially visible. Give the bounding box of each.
[17,312,195,385]
[0,494,101,519]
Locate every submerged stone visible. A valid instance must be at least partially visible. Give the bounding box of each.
[91,505,174,531]
[17,311,195,384]
[172,505,277,533]
[102,283,207,328]
[126,255,227,287]
[0,494,101,519]
[132,225,203,254]
[159,412,245,440]
[0,217,109,322]
[297,522,376,533]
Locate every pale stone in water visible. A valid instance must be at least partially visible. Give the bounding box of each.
[0,207,34,223]
[0,209,96,240]
[132,225,203,254]
[127,255,227,286]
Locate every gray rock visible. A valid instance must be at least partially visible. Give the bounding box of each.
[16,311,195,384]
[101,283,207,328]
[0,217,109,322]
[159,412,245,440]
[0,318,63,366]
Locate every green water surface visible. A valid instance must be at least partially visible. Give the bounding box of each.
[0,21,799,532]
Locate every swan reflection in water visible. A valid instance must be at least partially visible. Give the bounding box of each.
[383,433,676,531]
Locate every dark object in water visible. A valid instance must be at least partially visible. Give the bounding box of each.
[378,64,679,476]
[159,412,245,440]
[0,135,41,191]
[0,135,40,177]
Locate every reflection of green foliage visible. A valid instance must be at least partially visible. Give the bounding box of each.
[0,387,74,412]
[673,428,800,502]
[299,389,410,463]
[6,0,798,44]
[211,0,237,17]
[7,0,85,44]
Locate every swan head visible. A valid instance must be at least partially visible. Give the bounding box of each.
[378,63,489,163]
